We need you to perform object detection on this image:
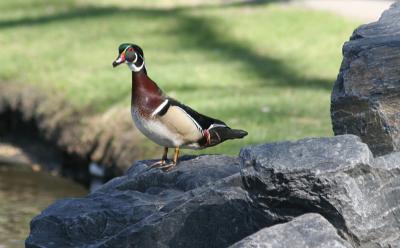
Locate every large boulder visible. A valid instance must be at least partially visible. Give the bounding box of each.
[240,135,400,247]
[230,213,352,248]
[331,2,400,156]
[26,155,272,248]
[26,135,400,247]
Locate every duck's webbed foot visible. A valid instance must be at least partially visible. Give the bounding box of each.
[149,160,166,168]
[148,147,168,168]
[160,147,179,172]
[160,161,176,172]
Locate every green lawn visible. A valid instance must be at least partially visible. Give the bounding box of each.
[0,0,359,155]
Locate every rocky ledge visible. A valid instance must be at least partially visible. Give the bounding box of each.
[26,135,400,247]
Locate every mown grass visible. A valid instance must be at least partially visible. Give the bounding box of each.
[0,0,360,156]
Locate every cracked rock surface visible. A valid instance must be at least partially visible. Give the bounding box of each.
[26,135,400,247]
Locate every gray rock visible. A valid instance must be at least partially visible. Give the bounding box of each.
[230,213,352,248]
[26,135,400,247]
[240,135,400,247]
[373,151,400,170]
[331,2,400,156]
[26,155,271,248]
[239,135,372,173]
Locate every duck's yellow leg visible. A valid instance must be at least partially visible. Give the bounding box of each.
[161,147,180,172]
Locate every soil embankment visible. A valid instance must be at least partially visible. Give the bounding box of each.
[0,84,155,186]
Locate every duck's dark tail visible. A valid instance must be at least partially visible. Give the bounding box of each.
[207,126,248,147]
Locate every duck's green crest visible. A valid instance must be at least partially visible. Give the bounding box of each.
[118,43,133,54]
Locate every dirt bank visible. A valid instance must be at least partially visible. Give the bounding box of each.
[0,84,157,186]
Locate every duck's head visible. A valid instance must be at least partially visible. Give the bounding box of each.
[112,43,146,73]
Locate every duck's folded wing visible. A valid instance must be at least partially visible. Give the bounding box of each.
[152,97,247,147]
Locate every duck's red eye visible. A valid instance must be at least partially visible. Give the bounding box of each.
[127,47,134,52]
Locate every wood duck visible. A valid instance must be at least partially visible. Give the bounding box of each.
[112,43,248,171]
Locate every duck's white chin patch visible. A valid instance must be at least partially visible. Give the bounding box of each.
[127,62,145,72]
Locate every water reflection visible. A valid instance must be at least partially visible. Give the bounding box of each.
[0,163,87,248]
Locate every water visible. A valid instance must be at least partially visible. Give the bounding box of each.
[0,163,87,248]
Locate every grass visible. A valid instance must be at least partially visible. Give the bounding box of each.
[0,0,360,156]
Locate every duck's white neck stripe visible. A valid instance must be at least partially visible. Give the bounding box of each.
[128,61,145,72]
[151,99,169,117]
[132,53,138,63]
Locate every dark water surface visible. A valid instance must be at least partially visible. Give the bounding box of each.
[0,164,87,248]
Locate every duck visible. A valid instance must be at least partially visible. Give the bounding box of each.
[112,43,248,171]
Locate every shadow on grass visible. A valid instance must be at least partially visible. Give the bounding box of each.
[0,0,285,29]
[171,12,332,90]
[1,1,333,91]
[0,7,165,29]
